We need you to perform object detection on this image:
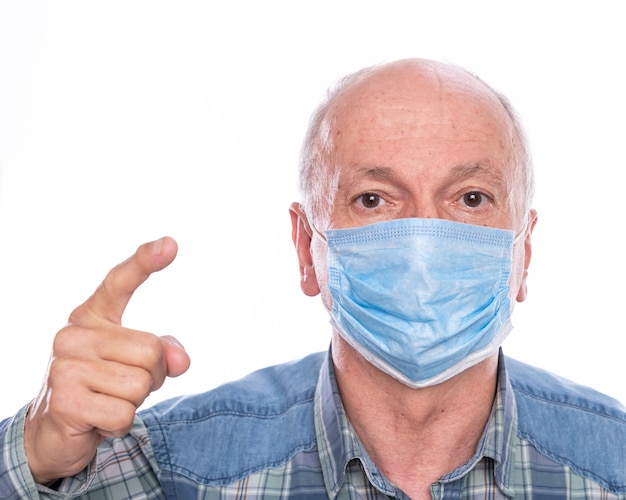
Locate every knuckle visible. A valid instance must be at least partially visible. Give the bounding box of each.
[68,303,92,325]
[97,404,136,439]
[141,335,167,391]
[108,405,137,435]
[52,326,82,354]
[46,377,81,416]
[102,259,138,297]
[98,273,117,299]
[150,373,166,392]
[46,362,90,412]
[47,356,78,383]
[141,334,165,364]
[121,368,153,403]
[135,372,154,397]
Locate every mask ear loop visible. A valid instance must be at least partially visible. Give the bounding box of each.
[293,202,328,243]
[310,223,328,243]
[513,215,531,245]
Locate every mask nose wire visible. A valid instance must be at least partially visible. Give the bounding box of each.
[315,219,530,244]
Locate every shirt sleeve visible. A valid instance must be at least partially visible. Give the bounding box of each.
[0,404,164,499]
[0,403,42,499]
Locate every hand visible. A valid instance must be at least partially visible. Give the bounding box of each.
[24,237,191,484]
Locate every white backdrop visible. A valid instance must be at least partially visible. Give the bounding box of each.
[1,1,624,418]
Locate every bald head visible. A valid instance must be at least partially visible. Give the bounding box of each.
[299,59,533,227]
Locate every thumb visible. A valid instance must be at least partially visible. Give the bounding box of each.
[161,335,191,378]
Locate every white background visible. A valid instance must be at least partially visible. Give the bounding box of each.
[1,1,624,418]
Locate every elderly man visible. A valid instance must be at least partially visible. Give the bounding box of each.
[1,59,624,499]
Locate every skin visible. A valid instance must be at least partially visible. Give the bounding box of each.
[290,59,537,499]
[24,237,190,484]
[24,59,537,499]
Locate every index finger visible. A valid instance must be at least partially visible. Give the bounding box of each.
[72,237,178,325]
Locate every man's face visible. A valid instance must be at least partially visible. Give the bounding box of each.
[329,66,519,231]
[306,61,534,308]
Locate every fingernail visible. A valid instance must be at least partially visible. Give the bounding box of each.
[163,336,185,350]
[152,238,163,255]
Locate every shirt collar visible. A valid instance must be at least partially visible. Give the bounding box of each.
[437,349,518,496]
[314,348,519,498]
[314,349,399,498]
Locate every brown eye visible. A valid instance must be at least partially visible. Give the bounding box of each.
[463,192,483,208]
[357,193,383,209]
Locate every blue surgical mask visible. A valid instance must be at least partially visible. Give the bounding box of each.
[322,217,519,388]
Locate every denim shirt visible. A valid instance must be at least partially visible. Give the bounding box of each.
[1,350,625,499]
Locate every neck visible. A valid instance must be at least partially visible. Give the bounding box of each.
[331,333,499,499]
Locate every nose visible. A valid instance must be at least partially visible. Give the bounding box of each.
[401,196,443,220]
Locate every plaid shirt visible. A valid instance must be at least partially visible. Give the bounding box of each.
[1,350,625,499]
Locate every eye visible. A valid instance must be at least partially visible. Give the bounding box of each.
[462,191,488,208]
[355,192,384,209]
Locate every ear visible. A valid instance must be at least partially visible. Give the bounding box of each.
[516,209,538,303]
[289,202,321,297]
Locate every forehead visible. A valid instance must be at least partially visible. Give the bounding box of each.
[324,62,517,175]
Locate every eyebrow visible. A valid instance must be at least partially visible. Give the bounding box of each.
[444,162,508,187]
[337,162,511,199]
[342,165,398,185]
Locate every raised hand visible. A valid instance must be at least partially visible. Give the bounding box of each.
[24,237,190,484]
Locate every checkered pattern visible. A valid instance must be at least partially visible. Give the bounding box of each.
[1,352,623,499]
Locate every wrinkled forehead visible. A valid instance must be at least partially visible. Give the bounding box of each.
[302,60,530,224]
[324,61,516,154]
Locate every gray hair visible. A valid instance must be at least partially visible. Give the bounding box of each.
[298,62,535,228]
[471,72,535,225]
[297,69,367,227]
